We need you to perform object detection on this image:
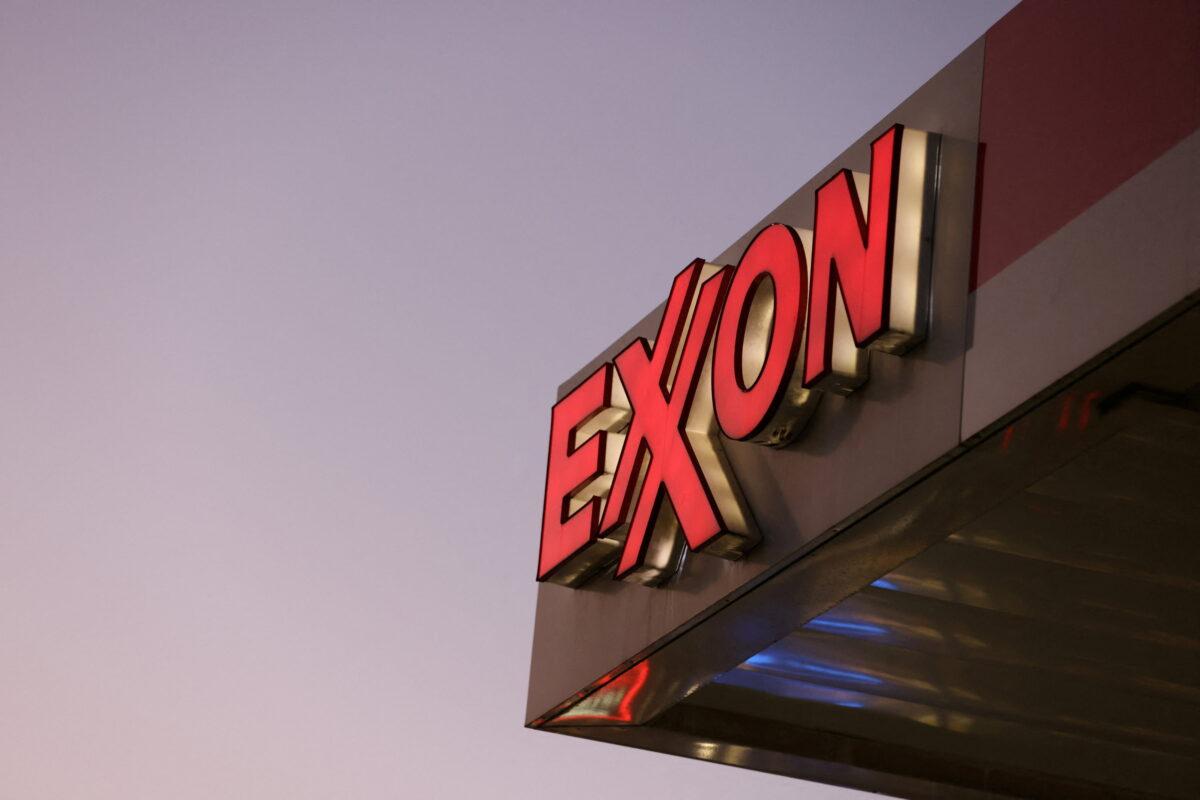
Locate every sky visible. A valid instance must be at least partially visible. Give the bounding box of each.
[1,1,1018,797]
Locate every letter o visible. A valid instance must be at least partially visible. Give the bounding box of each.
[712,224,808,442]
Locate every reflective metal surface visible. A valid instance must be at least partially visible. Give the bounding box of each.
[541,297,1200,799]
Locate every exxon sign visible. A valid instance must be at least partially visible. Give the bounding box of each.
[538,125,941,588]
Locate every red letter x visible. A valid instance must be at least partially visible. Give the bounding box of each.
[600,260,734,581]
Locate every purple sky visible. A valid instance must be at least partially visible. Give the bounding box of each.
[1,2,1017,797]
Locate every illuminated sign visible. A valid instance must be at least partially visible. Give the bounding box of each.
[538,125,940,588]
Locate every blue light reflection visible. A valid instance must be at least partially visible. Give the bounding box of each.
[745,651,883,685]
[805,617,887,636]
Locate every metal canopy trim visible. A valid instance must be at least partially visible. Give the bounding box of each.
[537,295,1200,800]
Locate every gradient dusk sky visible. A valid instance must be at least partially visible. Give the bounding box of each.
[1,2,1018,797]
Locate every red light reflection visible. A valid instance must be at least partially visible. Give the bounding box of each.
[552,660,651,724]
